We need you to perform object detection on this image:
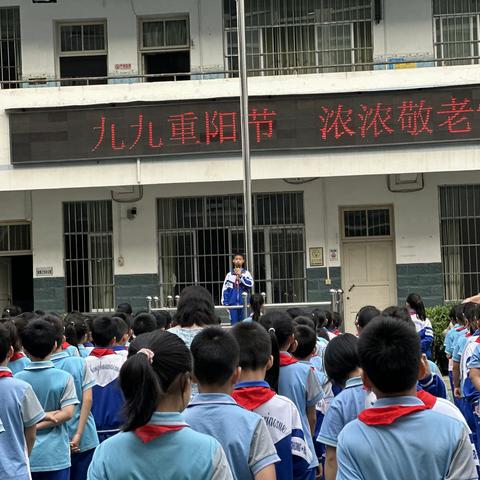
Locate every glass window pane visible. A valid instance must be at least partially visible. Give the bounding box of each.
[367,209,390,236]
[143,21,164,48]
[165,20,188,46]
[344,210,367,237]
[83,24,105,51]
[61,25,82,52]
[9,224,30,250]
[0,225,8,250]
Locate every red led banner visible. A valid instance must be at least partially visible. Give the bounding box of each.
[8,84,480,165]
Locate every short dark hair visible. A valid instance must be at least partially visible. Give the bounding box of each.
[233,253,244,259]
[21,319,57,359]
[132,314,156,337]
[64,314,89,347]
[464,302,480,325]
[406,293,426,321]
[190,327,239,386]
[311,309,331,330]
[174,286,217,327]
[454,303,465,323]
[332,312,343,330]
[293,316,316,330]
[2,305,22,318]
[356,306,381,329]
[0,325,12,363]
[113,317,129,340]
[92,316,118,347]
[324,334,359,387]
[358,316,420,394]
[286,308,309,320]
[0,319,21,352]
[293,325,316,360]
[231,322,271,370]
[40,315,64,346]
[382,306,411,323]
[152,310,172,330]
[117,303,133,315]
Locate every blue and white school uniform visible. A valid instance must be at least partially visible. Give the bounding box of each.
[0,367,45,480]
[221,268,254,324]
[87,411,233,480]
[185,393,279,480]
[317,376,374,448]
[52,351,99,480]
[85,349,126,442]
[9,352,31,375]
[112,345,128,358]
[232,381,312,480]
[465,340,480,458]
[16,360,79,478]
[78,344,92,359]
[410,313,434,359]
[336,396,477,480]
[278,353,324,477]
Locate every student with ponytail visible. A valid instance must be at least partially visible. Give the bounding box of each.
[263,311,323,480]
[244,294,265,322]
[87,331,232,480]
[64,315,90,358]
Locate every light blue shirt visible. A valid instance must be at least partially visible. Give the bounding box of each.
[445,325,465,356]
[51,351,99,452]
[337,396,477,480]
[185,393,279,480]
[0,366,45,480]
[87,411,233,480]
[16,360,79,472]
[453,332,470,363]
[278,354,324,469]
[8,355,30,375]
[318,376,372,448]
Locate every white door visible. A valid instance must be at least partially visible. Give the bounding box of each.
[342,240,396,332]
[0,257,12,311]
[341,206,396,332]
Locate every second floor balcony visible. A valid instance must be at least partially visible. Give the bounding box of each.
[0,0,480,90]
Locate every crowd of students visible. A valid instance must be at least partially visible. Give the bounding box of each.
[0,288,479,479]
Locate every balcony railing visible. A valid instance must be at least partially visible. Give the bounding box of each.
[2,55,480,89]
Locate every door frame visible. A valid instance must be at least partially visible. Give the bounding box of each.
[339,205,397,323]
[0,257,12,308]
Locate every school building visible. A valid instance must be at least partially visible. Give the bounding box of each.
[0,0,479,330]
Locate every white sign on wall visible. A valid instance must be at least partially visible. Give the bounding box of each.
[36,267,53,277]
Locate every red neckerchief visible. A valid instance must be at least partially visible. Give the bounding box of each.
[279,353,299,367]
[358,402,429,425]
[0,371,13,379]
[89,348,116,358]
[466,333,473,337]
[135,424,187,443]
[62,342,71,350]
[232,387,276,410]
[10,352,25,362]
[456,327,467,332]
[475,337,480,344]
[416,389,437,409]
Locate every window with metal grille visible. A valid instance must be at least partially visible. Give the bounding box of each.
[0,7,21,88]
[223,0,373,76]
[343,207,392,238]
[158,192,305,304]
[439,185,480,301]
[433,0,480,66]
[0,224,30,254]
[64,201,114,313]
[58,22,107,86]
[139,17,190,81]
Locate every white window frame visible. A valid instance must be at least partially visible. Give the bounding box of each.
[0,222,31,257]
[56,20,108,78]
[139,16,190,53]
